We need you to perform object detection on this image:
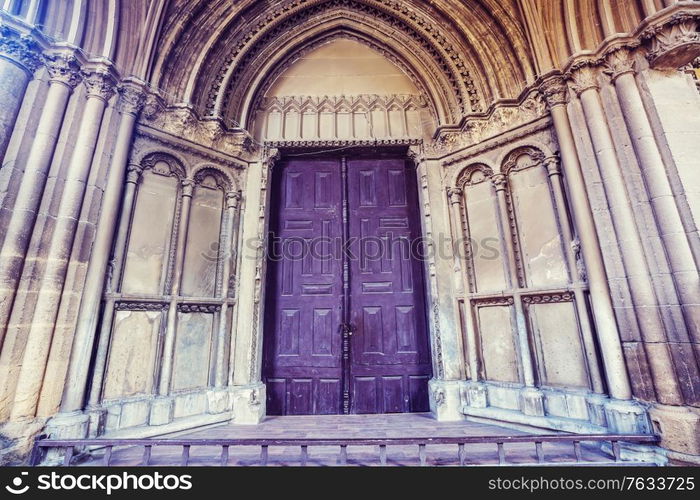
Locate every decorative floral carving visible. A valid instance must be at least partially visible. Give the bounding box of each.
[642,12,700,70]
[472,296,515,307]
[178,303,222,313]
[568,63,601,97]
[603,47,637,82]
[118,82,147,117]
[447,187,463,205]
[491,173,508,192]
[539,76,569,109]
[43,51,82,88]
[115,302,169,311]
[82,68,117,102]
[522,293,574,304]
[0,25,41,73]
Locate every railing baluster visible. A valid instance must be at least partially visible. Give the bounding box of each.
[63,446,74,466]
[612,440,621,462]
[458,443,466,466]
[103,446,113,466]
[300,445,308,466]
[535,441,544,464]
[497,442,506,465]
[573,441,582,463]
[379,445,387,466]
[181,445,190,466]
[419,444,426,466]
[260,445,269,466]
[142,445,152,466]
[339,445,348,466]
[220,445,229,466]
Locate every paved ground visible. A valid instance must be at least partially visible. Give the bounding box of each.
[78,413,615,466]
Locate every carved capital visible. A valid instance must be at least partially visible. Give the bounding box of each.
[447,187,463,205]
[539,76,569,109]
[643,13,700,70]
[603,48,637,82]
[126,164,143,184]
[0,26,41,74]
[568,64,601,97]
[491,174,508,192]
[181,179,196,197]
[226,190,242,209]
[82,68,117,102]
[544,155,562,177]
[117,81,147,117]
[43,52,81,89]
[263,147,281,170]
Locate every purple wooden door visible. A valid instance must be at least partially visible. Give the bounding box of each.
[264,156,431,415]
[347,158,431,413]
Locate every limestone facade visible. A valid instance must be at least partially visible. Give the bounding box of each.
[0,0,699,465]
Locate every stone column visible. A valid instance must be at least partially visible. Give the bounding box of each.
[543,156,604,394]
[151,179,194,425]
[45,82,146,437]
[208,190,240,415]
[539,76,633,403]
[446,187,479,382]
[0,26,40,161]
[570,64,684,406]
[9,65,116,421]
[605,47,700,341]
[0,51,80,421]
[86,163,143,412]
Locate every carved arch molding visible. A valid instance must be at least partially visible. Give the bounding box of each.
[185,0,485,127]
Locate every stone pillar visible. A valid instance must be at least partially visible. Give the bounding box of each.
[0,51,80,421]
[539,76,633,402]
[544,156,605,394]
[606,48,700,340]
[446,187,478,382]
[44,81,146,437]
[9,65,116,421]
[0,26,40,161]
[86,164,143,414]
[208,190,241,415]
[570,64,684,406]
[230,156,272,425]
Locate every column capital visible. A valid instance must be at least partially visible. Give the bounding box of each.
[82,66,117,103]
[181,178,195,197]
[126,163,143,184]
[491,174,508,192]
[641,12,700,70]
[539,76,570,109]
[225,190,242,209]
[603,47,637,82]
[117,79,147,117]
[446,187,463,205]
[0,25,41,74]
[43,51,82,89]
[544,155,562,177]
[568,63,601,97]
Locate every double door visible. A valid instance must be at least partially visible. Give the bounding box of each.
[263,155,432,414]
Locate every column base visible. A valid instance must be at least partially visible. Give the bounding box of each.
[429,379,464,422]
[460,380,488,408]
[207,388,232,415]
[230,383,266,424]
[149,396,174,426]
[45,411,90,439]
[604,399,652,434]
[649,404,700,457]
[519,387,545,417]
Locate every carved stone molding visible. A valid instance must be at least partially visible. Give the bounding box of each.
[568,63,601,97]
[502,146,546,175]
[82,68,117,103]
[472,296,515,307]
[456,164,493,188]
[43,51,82,89]
[114,301,169,311]
[642,12,700,70]
[539,76,569,109]
[141,152,187,179]
[178,303,222,313]
[603,47,637,82]
[259,93,428,114]
[0,25,41,74]
[264,138,422,149]
[522,293,574,305]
